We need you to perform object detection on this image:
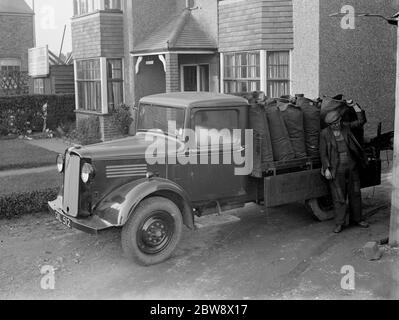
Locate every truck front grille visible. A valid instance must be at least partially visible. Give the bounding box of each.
[63,153,80,217]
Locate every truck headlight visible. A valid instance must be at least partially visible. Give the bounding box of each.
[81,163,94,184]
[56,154,64,173]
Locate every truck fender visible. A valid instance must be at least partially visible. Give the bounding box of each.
[94,178,195,229]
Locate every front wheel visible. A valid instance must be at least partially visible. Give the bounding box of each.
[121,197,183,266]
[306,196,335,222]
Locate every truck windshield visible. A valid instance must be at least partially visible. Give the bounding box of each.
[137,104,185,139]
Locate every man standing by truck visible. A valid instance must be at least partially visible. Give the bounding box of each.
[320,105,370,234]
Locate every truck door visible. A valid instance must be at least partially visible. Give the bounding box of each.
[180,107,248,202]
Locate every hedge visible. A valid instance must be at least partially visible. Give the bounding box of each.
[0,94,76,135]
[0,188,58,219]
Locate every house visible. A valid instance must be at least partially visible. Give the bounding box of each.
[71,0,397,140]
[0,0,34,72]
[71,0,218,140]
[0,0,35,95]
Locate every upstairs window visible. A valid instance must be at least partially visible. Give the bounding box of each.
[104,0,122,10]
[73,0,122,16]
[74,0,100,16]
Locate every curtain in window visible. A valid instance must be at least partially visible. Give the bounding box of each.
[223,51,260,94]
[76,59,102,112]
[267,51,290,98]
[107,59,124,112]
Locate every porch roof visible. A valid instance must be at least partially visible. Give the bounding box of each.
[131,9,217,56]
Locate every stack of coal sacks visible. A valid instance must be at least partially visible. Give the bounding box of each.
[243,92,353,177]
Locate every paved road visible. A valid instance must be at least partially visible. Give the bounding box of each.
[0,181,397,300]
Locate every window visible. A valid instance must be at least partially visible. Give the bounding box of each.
[223,51,260,94]
[76,59,102,112]
[107,59,124,112]
[267,51,290,98]
[73,0,122,16]
[33,78,45,94]
[138,104,185,139]
[73,0,100,16]
[194,110,240,148]
[104,0,122,10]
[0,58,21,72]
[181,64,210,92]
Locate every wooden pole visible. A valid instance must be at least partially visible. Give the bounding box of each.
[59,25,67,62]
[389,26,399,247]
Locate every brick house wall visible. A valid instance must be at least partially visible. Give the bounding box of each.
[0,13,34,71]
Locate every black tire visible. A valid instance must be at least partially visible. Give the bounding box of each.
[306,196,335,222]
[121,197,183,266]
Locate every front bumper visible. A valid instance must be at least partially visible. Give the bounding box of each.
[48,197,114,235]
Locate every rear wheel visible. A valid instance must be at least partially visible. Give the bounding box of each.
[121,197,183,266]
[306,196,335,221]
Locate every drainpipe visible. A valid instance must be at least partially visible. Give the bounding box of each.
[32,0,36,47]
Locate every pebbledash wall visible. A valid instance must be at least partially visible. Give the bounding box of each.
[292,0,398,135]
[71,0,398,141]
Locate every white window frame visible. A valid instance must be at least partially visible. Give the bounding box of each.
[220,50,292,96]
[221,51,261,94]
[73,0,122,16]
[180,64,211,92]
[265,50,292,98]
[75,58,102,113]
[104,0,122,10]
[75,57,124,114]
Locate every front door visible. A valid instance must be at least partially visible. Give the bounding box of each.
[181,64,210,92]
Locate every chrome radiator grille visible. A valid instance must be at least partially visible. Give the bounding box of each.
[63,153,80,217]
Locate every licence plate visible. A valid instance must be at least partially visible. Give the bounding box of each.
[55,212,72,229]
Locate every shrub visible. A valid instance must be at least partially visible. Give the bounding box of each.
[0,94,76,136]
[68,116,101,145]
[0,188,58,219]
[110,104,133,135]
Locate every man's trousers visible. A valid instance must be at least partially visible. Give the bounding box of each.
[329,167,362,226]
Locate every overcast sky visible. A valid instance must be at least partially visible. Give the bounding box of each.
[27,0,73,54]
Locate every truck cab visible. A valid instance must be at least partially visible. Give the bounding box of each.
[48,92,381,266]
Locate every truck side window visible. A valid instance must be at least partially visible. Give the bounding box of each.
[194,110,240,148]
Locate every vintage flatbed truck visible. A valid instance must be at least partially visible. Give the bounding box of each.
[48,92,382,266]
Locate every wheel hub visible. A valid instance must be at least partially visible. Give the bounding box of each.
[138,212,174,255]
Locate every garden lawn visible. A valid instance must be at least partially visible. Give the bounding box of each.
[0,139,57,171]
